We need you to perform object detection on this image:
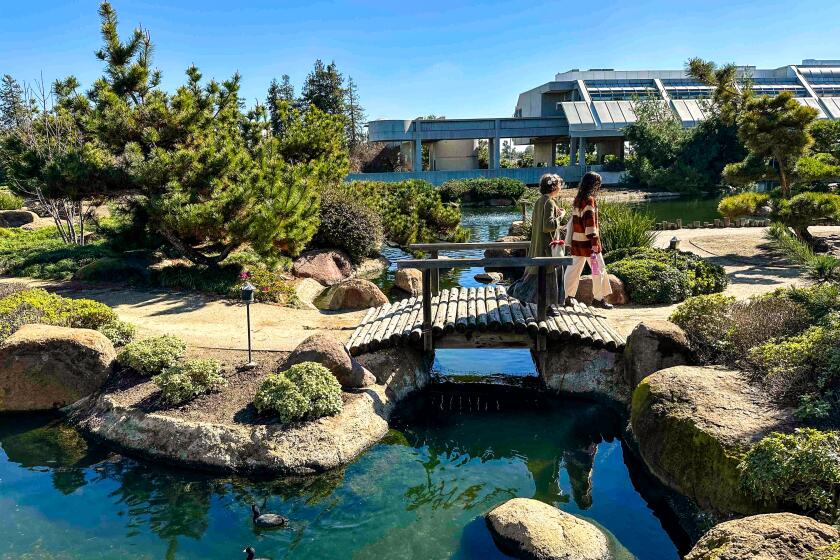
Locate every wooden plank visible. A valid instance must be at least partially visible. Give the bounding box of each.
[408,241,530,252]
[521,302,539,337]
[434,332,532,349]
[508,299,528,334]
[444,288,459,334]
[484,287,501,331]
[597,317,626,348]
[546,315,567,341]
[381,299,409,348]
[397,256,573,270]
[347,306,377,353]
[422,270,433,352]
[475,289,488,331]
[404,297,423,342]
[553,308,582,341]
[496,287,515,332]
[369,302,401,351]
[360,302,392,352]
[432,288,450,335]
[391,297,418,344]
[571,301,605,347]
[455,288,469,333]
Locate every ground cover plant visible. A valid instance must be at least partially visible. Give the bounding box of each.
[153,358,226,406]
[253,362,342,424]
[116,335,187,377]
[0,288,117,340]
[0,189,23,210]
[0,227,114,280]
[604,247,728,304]
[439,178,526,204]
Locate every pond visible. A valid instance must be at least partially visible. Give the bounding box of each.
[0,382,688,559]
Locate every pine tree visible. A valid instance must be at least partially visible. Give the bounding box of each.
[344,76,366,151]
[0,75,26,132]
[267,74,296,137]
[299,59,345,116]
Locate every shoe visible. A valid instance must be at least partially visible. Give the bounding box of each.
[548,306,561,317]
[563,297,577,307]
[592,299,614,309]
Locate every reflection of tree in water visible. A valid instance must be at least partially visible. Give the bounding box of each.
[0,413,108,495]
[392,390,621,512]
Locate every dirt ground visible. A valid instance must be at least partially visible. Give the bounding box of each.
[4,225,839,348]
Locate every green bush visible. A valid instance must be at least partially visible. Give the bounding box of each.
[767,222,840,283]
[439,178,526,204]
[670,294,736,362]
[764,284,840,322]
[343,180,468,247]
[97,319,137,346]
[604,247,728,296]
[153,358,226,405]
[0,189,23,210]
[117,335,187,376]
[0,288,117,339]
[609,259,689,304]
[717,192,770,219]
[312,190,383,263]
[0,227,114,280]
[739,428,840,524]
[775,192,840,234]
[253,362,342,424]
[597,201,656,254]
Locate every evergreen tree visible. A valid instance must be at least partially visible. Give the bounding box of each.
[344,76,365,151]
[0,75,27,132]
[266,74,296,137]
[299,59,345,116]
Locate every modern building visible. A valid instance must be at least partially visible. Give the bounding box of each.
[350,59,840,185]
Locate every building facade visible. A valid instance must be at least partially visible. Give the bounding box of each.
[350,59,840,185]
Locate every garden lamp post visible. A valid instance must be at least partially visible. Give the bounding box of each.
[669,236,681,267]
[241,281,257,369]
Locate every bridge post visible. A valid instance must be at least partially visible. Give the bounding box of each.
[430,249,440,295]
[536,265,547,353]
[422,268,433,352]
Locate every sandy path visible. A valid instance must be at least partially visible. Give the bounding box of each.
[4,225,838,349]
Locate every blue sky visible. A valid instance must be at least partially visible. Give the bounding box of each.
[2,1,839,121]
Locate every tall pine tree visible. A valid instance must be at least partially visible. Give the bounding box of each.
[266,74,296,137]
[344,76,365,151]
[299,60,345,116]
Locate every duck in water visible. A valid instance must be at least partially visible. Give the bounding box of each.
[251,504,288,529]
[243,546,270,560]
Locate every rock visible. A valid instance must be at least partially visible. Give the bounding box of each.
[685,513,839,560]
[286,333,375,388]
[631,365,795,514]
[489,198,513,207]
[474,271,503,284]
[315,278,389,310]
[485,235,528,280]
[574,274,627,306]
[72,347,431,475]
[0,210,38,228]
[508,220,529,237]
[542,345,627,403]
[624,321,692,388]
[485,498,610,560]
[353,256,390,280]
[0,324,115,411]
[292,249,353,286]
[395,268,423,296]
[292,278,326,309]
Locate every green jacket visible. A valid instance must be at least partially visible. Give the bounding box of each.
[526,195,562,275]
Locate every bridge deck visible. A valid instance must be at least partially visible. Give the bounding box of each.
[347,286,625,356]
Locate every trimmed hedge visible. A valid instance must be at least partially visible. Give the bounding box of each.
[154,358,226,405]
[117,335,187,376]
[312,190,383,263]
[439,178,526,204]
[717,192,770,219]
[253,361,342,424]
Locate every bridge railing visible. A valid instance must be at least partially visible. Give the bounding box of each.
[399,242,571,351]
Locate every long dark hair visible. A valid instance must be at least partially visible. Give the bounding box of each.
[574,172,602,208]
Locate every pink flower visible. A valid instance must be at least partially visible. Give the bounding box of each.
[239,271,251,279]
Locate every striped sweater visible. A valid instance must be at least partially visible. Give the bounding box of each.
[570,196,598,257]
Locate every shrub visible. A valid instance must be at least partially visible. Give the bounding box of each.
[727,297,811,364]
[342,180,468,247]
[0,189,23,210]
[670,294,736,362]
[767,222,840,283]
[150,262,299,304]
[764,284,840,322]
[312,190,383,263]
[0,289,117,339]
[597,201,656,254]
[153,358,226,405]
[775,192,840,236]
[717,192,770,219]
[604,247,728,296]
[97,319,137,346]
[0,227,114,280]
[739,428,840,524]
[117,335,187,376]
[0,302,47,342]
[239,268,300,305]
[609,259,689,304]
[253,362,342,424]
[439,178,526,204]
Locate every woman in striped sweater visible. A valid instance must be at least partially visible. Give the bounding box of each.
[563,172,613,309]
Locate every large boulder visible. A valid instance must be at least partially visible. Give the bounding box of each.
[286,333,375,388]
[315,278,388,311]
[394,268,422,296]
[541,345,627,404]
[685,513,839,560]
[0,324,115,411]
[292,249,353,286]
[353,256,390,280]
[0,210,38,228]
[485,235,528,280]
[624,321,692,388]
[631,366,795,514]
[292,277,326,310]
[574,274,628,306]
[485,498,611,560]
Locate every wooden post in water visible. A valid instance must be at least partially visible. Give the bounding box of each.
[422,269,433,352]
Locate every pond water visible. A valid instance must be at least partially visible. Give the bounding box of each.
[0,384,687,559]
[0,194,702,559]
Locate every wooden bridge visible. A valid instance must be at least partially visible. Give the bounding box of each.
[347,242,626,357]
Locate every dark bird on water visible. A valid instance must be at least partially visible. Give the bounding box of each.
[243,546,270,560]
[251,504,288,528]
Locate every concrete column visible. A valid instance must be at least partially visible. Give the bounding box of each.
[578,137,587,169]
[488,137,501,169]
[550,142,558,167]
[569,138,577,166]
[414,139,422,172]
